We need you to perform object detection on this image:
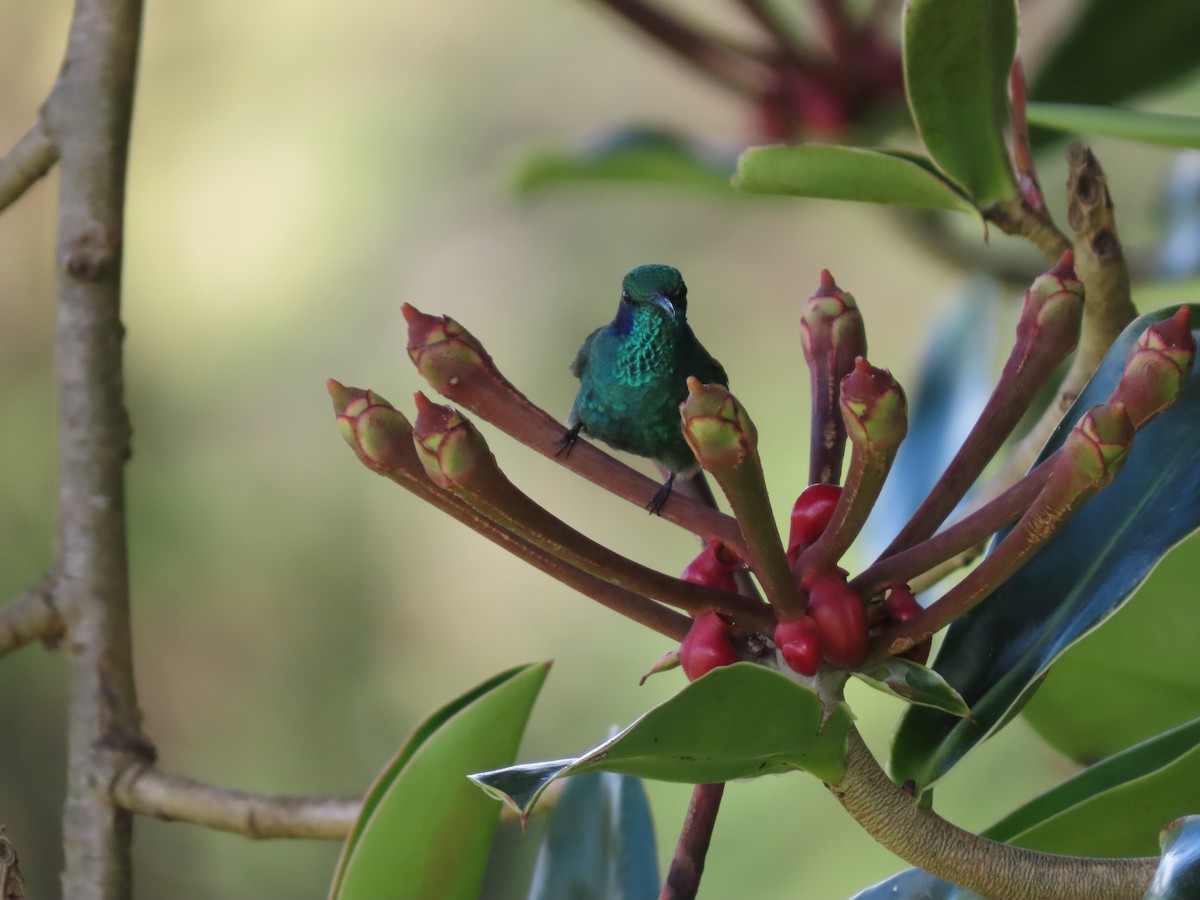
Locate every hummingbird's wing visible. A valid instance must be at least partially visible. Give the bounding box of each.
[569,326,604,380]
[691,337,729,388]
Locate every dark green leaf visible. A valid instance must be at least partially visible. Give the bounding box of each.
[1146,816,1200,900]
[1030,0,1200,145]
[902,0,1018,205]
[855,656,972,718]
[1026,103,1200,150]
[471,663,853,818]
[855,717,1200,899]
[733,144,976,212]
[891,305,1200,792]
[513,128,735,196]
[330,662,550,900]
[1022,536,1200,764]
[527,772,659,900]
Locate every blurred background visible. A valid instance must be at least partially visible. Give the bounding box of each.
[1,1,1198,897]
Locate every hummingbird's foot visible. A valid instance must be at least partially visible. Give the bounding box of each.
[555,422,583,458]
[646,471,677,515]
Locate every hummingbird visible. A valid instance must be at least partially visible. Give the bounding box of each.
[561,264,729,513]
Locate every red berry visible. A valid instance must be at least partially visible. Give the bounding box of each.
[679,611,739,681]
[774,617,823,676]
[882,585,931,665]
[680,542,742,593]
[806,571,868,667]
[882,584,922,622]
[786,484,843,563]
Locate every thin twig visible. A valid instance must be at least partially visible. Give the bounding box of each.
[659,783,725,900]
[0,572,64,658]
[0,120,59,214]
[43,1,148,897]
[111,765,359,840]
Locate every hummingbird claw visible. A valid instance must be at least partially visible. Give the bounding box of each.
[646,471,677,515]
[555,422,584,458]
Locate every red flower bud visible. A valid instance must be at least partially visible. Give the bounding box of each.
[882,585,931,665]
[679,543,744,593]
[805,571,868,667]
[678,611,739,681]
[786,484,843,564]
[774,616,823,676]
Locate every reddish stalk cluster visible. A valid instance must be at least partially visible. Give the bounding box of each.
[331,256,1194,692]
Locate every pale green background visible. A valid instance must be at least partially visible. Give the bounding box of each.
[0,2,1190,898]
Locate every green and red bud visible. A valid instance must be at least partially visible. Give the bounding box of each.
[680,377,758,470]
[840,358,908,454]
[1016,251,1085,351]
[403,304,493,395]
[801,270,867,485]
[774,616,823,676]
[786,483,842,564]
[1111,307,1196,428]
[804,570,868,667]
[800,270,867,372]
[1053,401,1134,493]
[678,611,740,680]
[411,392,496,487]
[328,380,414,473]
[680,542,745,593]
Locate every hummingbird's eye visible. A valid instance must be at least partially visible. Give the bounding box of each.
[621,290,632,302]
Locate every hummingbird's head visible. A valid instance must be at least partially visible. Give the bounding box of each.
[621,264,687,318]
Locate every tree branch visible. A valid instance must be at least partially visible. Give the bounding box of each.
[828,729,1157,900]
[42,1,148,897]
[0,120,59,214]
[111,765,360,841]
[0,572,64,658]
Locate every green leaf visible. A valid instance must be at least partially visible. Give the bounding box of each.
[1146,816,1200,900]
[891,305,1200,792]
[733,144,977,213]
[527,771,659,900]
[1030,0,1200,139]
[513,128,735,196]
[1021,536,1200,764]
[330,662,550,900]
[853,718,1200,899]
[902,0,1018,205]
[1026,103,1200,150]
[471,663,853,818]
[854,656,972,718]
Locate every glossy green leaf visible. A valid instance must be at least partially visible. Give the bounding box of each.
[527,771,659,900]
[471,663,853,818]
[733,144,976,212]
[330,662,550,900]
[1146,816,1200,900]
[902,0,1018,205]
[854,717,1200,899]
[1026,103,1200,150]
[1022,535,1200,764]
[855,657,971,718]
[513,128,735,196]
[891,305,1200,792]
[1030,0,1200,136]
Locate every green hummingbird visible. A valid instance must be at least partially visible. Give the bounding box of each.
[561,264,729,513]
